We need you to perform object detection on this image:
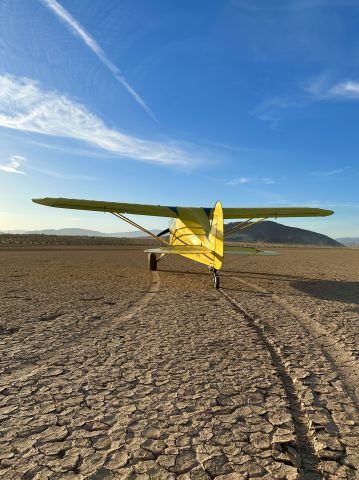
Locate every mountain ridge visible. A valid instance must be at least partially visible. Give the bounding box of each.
[223,221,343,247]
[336,237,359,246]
[1,228,161,238]
[1,222,343,246]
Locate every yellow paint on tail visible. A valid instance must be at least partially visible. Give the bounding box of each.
[169,201,224,269]
[208,201,224,270]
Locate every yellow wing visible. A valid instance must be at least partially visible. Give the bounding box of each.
[32,197,181,218]
[32,198,333,219]
[222,207,333,219]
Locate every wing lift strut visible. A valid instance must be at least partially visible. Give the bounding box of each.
[111,212,169,245]
[224,217,268,238]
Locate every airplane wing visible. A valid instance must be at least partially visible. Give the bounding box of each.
[32,198,333,219]
[32,198,182,218]
[222,207,333,219]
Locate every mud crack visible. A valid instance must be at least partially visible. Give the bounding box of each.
[220,289,321,479]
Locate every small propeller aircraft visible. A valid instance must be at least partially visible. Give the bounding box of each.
[32,198,333,288]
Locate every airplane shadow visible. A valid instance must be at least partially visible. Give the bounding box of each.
[226,269,359,306]
[225,269,302,282]
[290,280,359,306]
[160,267,359,306]
[159,268,208,277]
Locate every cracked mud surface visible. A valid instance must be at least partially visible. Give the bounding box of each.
[0,246,358,479]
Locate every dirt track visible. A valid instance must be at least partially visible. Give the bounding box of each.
[0,247,358,479]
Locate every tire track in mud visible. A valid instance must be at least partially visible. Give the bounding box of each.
[2,269,306,479]
[270,293,359,407]
[222,273,359,479]
[229,274,359,408]
[119,271,160,321]
[219,289,321,479]
[0,272,160,385]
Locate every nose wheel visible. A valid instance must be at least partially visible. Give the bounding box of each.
[210,267,220,289]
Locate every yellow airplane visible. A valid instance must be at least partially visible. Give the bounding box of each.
[32,198,333,288]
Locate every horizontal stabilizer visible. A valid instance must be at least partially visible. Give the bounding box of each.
[145,246,211,255]
[224,246,279,256]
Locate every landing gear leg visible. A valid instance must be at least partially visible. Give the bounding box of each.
[148,253,157,271]
[209,267,220,289]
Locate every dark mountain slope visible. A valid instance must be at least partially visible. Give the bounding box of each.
[224,221,343,247]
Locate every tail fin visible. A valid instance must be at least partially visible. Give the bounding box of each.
[208,201,224,270]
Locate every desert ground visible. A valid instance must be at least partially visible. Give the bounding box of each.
[0,246,358,480]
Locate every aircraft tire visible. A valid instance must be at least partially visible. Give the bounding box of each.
[148,253,157,271]
[213,275,220,289]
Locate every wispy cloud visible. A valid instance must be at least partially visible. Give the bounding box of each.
[261,177,275,184]
[270,199,359,208]
[251,96,300,128]
[234,0,359,11]
[328,80,359,99]
[319,201,359,209]
[305,73,331,97]
[253,75,359,126]
[0,152,96,180]
[227,176,251,186]
[27,139,115,159]
[305,75,359,101]
[0,75,199,167]
[29,166,97,181]
[0,155,26,174]
[40,0,157,122]
[227,176,275,186]
[312,166,350,177]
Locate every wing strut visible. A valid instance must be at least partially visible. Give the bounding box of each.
[111,212,169,245]
[224,217,268,237]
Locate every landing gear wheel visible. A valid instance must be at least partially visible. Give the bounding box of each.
[210,268,220,289]
[148,253,157,271]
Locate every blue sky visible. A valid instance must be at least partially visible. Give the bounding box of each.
[0,0,358,237]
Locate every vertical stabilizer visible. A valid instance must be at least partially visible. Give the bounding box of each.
[208,201,224,269]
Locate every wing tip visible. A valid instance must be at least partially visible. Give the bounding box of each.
[32,197,46,205]
[32,197,56,207]
[321,209,334,216]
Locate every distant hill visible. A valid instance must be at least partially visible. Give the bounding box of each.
[224,221,343,247]
[1,222,343,247]
[336,237,359,246]
[2,228,161,238]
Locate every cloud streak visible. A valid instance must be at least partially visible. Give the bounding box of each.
[29,166,97,181]
[235,0,359,11]
[227,176,275,186]
[328,80,359,99]
[0,155,26,174]
[0,75,198,167]
[40,0,157,122]
[250,96,300,128]
[226,176,251,186]
[253,76,359,126]
[306,76,359,100]
[312,167,350,177]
